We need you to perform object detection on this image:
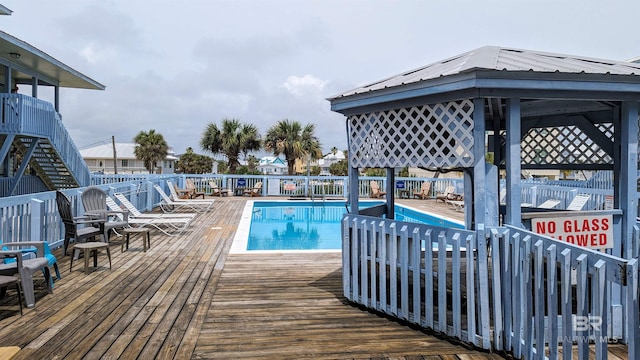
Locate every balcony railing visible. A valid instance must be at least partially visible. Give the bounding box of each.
[0,94,91,193]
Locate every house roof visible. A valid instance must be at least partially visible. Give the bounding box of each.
[0,30,105,90]
[0,4,12,15]
[80,142,178,160]
[328,46,640,101]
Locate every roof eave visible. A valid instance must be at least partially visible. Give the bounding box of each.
[0,30,105,90]
[329,70,640,114]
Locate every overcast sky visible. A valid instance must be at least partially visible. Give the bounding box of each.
[2,0,640,157]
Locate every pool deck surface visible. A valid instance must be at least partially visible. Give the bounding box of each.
[0,196,627,359]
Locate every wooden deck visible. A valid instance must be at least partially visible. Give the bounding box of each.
[0,197,559,359]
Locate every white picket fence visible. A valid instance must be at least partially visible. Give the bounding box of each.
[341,214,640,359]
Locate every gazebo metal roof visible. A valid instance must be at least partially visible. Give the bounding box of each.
[329,46,640,115]
[330,46,640,99]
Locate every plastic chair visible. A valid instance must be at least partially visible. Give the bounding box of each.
[2,241,61,288]
[81,187,129,242]
[0,242,52,308]
[56,191,105,256]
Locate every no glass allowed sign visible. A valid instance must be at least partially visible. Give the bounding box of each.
[531,214,613,250]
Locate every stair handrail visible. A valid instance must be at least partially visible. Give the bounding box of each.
[0,94,91,187]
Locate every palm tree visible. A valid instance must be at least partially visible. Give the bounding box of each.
[200,118,261,174]
[264,119,322,175]
[133,129,169,174]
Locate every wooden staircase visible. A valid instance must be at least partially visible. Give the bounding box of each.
[13,136,80,190]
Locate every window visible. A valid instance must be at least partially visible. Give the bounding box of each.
[121,159,129,167]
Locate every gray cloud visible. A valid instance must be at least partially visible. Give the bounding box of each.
[3,0,640,156]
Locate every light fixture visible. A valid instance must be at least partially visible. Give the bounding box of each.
[9,52,20,59]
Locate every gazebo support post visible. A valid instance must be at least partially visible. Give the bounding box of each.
[385,168,394,219]
[348,166,359,214]
[505,98,523,227]
[619,101,639,259]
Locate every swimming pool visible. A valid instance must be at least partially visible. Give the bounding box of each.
[230,200,464,253]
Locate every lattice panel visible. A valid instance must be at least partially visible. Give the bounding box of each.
[521,124,613,165]
[347,100,475,168]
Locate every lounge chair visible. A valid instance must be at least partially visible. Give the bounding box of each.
[436,186,456,203]
[154,184,213,213]
[113,193,196,220]
[172,182,193,199]
[370,181,386,198]
[243,182,262,197]
[166,181,216,205]
[567,194,591,211]
[538,199,561,209]
[185,179,206,199]
[106,195,192,236]
[447,198,465,211]
[208,181,232,197]
[412,182,431,200]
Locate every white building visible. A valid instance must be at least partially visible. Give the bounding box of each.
[317,151,346,176]
[257,156,287,175]
[80,142,178,174]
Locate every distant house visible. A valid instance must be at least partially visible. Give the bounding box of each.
[317,152,345,176]
[257,156,287,175]
[80,142,177,174]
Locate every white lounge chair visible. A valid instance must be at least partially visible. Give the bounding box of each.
[567,194,591,211]
[113,193,196,220]
[154,184,213,213]
[538,199,561,209]
[106,196,192,236]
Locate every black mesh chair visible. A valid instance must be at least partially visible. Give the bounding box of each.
[55,191,104,256]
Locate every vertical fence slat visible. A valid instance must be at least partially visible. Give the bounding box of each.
[626,259,639,360]
[491,229,503,351]
[452,233,461,339]
[351,218,361,302]
[360,219,369,306]
[424,229,434,329]
[399,225,409,320]
[501,229,512,352]
[546,244,558,359]
[437,231,447,333]
[342,217,351,301]
[576,254,589,360]
[465,234,477,346]
[522,236,534,360]
[594,260,608,360]
[370,220,378,310]
[511,232,522,358]
[389,223,398,316]
[379,221,387,312]
[533,240,545,360]
[561,248,573,360]
[411,227,421,323]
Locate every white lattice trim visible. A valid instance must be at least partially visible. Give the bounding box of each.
[521,123,613,165]
[348,100,475,168]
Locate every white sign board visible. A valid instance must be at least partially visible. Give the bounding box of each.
[531,214,613,249]
[267,178,281,196]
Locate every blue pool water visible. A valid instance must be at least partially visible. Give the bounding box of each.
[247,201,463,251]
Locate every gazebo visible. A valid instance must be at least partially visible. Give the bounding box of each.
[328,46,640,359]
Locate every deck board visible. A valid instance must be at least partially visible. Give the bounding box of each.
[0,196,626,359]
